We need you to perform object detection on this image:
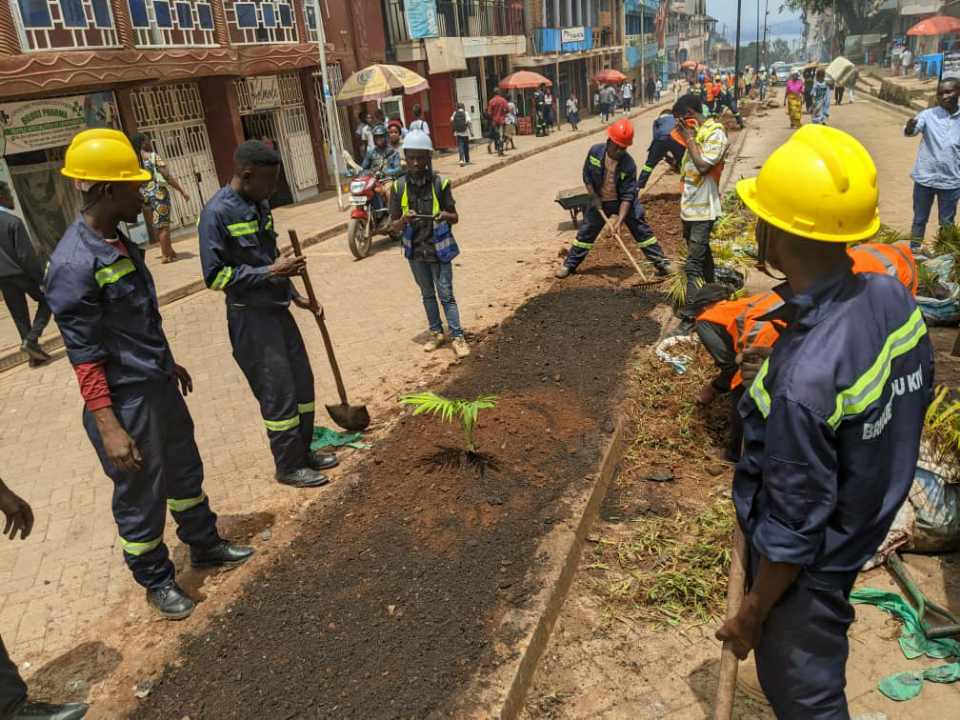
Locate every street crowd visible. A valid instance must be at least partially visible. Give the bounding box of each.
[0,59,958,719]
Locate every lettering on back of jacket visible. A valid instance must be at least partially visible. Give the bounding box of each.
[862,364,925,440]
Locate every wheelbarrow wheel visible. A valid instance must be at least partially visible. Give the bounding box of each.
[347,217,372,259]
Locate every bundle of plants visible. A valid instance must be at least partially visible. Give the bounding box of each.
[923,385,960,482]
[917,262,952,300]
[399,392,499,475]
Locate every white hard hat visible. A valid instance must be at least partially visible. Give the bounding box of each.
[403,129,433,152]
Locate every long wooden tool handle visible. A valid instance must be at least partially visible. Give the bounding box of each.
[597,205,649,281]
[714,525,748,720]
[288,230,350,406]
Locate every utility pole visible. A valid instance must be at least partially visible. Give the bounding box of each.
[316,7,345,211]
[755,0,760,69]
[762,0,768,66]
[640,3,645,106]
[734,0,742,100]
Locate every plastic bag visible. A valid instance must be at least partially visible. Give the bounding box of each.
[917,254,960,326]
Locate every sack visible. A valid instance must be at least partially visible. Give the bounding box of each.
[431,221,459,262]
[452,110,467,133]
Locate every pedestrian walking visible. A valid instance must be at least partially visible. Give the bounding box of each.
[45,129,253,620]
[758,66,768,101]
[785,72,804,128]
[645,77,656,105]
[600,84,615,122]
[834,79,845,106]
[130,134,190,264]
[901,46,914,77]
[811,69,831,125]
[1,477,89,720]
[533,84,549,136]
[717,123,933,720]
[450,103,472,166]
[566,94,580,131]
[905,78,960,252]
[0,183,52,366]
[199,141,339,489]
[543,86,555,128]
[486,88,510,153]
[803,67,815,114]
[622,80,633,109]
[655,78,663,102]
[390,130,469,359]
[505,98,518,150]
[555,119,671,279]
[408,104,430,135]
[674,94,729,332]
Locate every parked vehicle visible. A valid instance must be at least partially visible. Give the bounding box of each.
[771,62,791,85]
[346,172,400,259]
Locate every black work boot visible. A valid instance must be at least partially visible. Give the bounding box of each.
[276,467,330,488]
[146,582,195,620]
[190,540,255,570]
[13,702,89,720]
[306,451,338,472]
[555,266,573,279]
[20,340,51,363]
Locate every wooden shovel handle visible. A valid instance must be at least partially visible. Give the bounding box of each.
[714,525,748,720]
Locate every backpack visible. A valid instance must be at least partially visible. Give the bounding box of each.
[452,109,467,133]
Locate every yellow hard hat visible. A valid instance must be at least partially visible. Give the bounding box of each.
[61,128,152,183]
[736,125,879,243]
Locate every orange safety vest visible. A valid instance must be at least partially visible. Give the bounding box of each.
[848,241,918,297]
[697,290,786,390]
[697,242,918,389]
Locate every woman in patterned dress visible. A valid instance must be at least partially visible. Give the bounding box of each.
[131,133,190,263]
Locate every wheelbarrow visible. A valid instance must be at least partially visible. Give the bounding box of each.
[555,186,593,228]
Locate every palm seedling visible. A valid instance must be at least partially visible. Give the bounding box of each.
[924,386,960,481]
[399,392,499,471]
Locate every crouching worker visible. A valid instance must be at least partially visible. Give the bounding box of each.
[556,119,671,279]
[695,239,918,462]
[715,125,932,718]
[44,130,253,620]
[391,130,470,359]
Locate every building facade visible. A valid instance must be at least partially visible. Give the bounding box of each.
[0,0,386,249]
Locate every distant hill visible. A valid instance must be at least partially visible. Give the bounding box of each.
[719,17,805,44]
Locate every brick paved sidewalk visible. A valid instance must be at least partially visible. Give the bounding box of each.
[0,104,666,366]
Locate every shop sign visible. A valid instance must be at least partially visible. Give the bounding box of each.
[0,91,119,156]
[561,27,586,44]
[245,76,282,111]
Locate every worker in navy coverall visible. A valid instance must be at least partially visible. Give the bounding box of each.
[717,125,934,718]
[199,141,338,489]
[555,118,671,279]
[44,129,253,621]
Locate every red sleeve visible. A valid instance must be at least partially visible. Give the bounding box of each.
[73,361,112,411]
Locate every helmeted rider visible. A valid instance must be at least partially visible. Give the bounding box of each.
[361,124,403,179]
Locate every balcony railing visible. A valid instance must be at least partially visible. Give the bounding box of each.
[128,0,218,47]
[384,0,524,46]
[530,26,593,55]
[224,0,297,45]
[11,0,119,51]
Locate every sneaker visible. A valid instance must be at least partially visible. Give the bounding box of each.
[555,266,573,279]
[451,336,471,358]
[423,332,445,352]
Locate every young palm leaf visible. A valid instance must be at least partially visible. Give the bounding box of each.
[399,392,499,454]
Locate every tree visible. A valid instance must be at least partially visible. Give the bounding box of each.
[769,38,794,64]
[783,0,885,37]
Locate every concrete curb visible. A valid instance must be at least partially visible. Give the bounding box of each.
[0,103,670,374]
[460,418,629,719]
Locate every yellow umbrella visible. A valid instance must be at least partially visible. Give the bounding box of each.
[336,64,430,106]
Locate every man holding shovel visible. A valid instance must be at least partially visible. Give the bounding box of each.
[199,141,338,489]
[555,118,671,279]
[715,126,933,718]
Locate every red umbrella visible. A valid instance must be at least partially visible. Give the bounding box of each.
[594,68,627,84]
[907,15,960,35]
[499,71,552,90]
[681,60,698,70]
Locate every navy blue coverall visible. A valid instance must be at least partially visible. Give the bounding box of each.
[199,185,315,475]
[44,220,221,590]
[737,270,934,718]
[563,143,669,272]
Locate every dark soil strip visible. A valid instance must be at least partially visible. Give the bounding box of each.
[133,245,662,720]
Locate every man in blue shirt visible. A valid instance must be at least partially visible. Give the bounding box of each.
[718,125,934,717]
[905,78,960,252]
[199,141,338,489]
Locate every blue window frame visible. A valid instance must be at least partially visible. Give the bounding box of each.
[154,0,173,27]
[128,0,149,27]
[234,2,257,28]
[197,2,213,28]
[261,2,275,26]
[17,0,53,27]
[60,0,87,28]
[278,3,291,27]
[176,1,192,27]
[91,0,111,27]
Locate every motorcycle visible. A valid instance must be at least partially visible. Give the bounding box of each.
[346,171,401,260]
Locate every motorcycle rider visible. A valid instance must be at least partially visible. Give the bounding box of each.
[360,124,403,211]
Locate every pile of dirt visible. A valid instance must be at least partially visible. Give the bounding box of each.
[643,192,682,257]
[131,241,662,719]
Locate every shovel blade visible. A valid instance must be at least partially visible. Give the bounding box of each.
[326,403,370,432]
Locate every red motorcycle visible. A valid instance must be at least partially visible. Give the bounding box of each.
[346,172,400,259]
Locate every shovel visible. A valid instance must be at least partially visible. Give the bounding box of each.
[287,230,370,432]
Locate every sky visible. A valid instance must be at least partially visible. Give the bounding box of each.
[708,0,805,43]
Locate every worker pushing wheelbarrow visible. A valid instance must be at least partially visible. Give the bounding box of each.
[555,118,672,279]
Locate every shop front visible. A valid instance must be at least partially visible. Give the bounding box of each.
[235,73,320,206]
[0,91,121,255]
